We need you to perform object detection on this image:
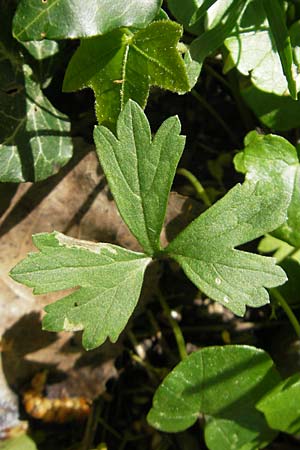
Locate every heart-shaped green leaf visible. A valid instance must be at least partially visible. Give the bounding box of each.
[148,345,280,449]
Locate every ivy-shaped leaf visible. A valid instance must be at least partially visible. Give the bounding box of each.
[257,373,300,435]
[0,8,72,182]
[234,131,300,247]
[165,181,288,315]
[148,345,281,449]
[94,100,185,255]
[0,63,72,182]
[13,0,162,41]
[63,21,190,128]
[10,232,151,350]
[224,0,300,96]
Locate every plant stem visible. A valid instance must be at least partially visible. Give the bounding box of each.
[177,167,212,207]
[158,290,187,360]
[270,288,300,338]
[191,89,240,146]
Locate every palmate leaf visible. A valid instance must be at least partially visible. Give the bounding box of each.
[165,181,288,315]
[63,21,190,128]
[94,100,185,255]
[13,0,162,41]
[10,232,151,350]
[234,131,300,247]
[148,345,280,449]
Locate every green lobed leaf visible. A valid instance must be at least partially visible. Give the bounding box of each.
[63,21,190,128]
[13,0,162,41]
[262,0,297,99]
[234,131,300,247]
[10,232,151,350]
[148,345,280,449]
[224,0,300,96]
[165,181,288,315]
[257,373,300,434]
[94,100,185,255]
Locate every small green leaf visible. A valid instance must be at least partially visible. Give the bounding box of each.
[13,0,162,41]
[10,232,151,350]
[257,373,300,434]
[94,100,185,255]
[262,0,297,99]
[225,0,300,96]
[165,181,287,315]
[63,21,190,128]
[148,345,280,449]
[234,131,300,247]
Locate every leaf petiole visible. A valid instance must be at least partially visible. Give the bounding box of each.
[177,167,211,207]
[157,290,187,360]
